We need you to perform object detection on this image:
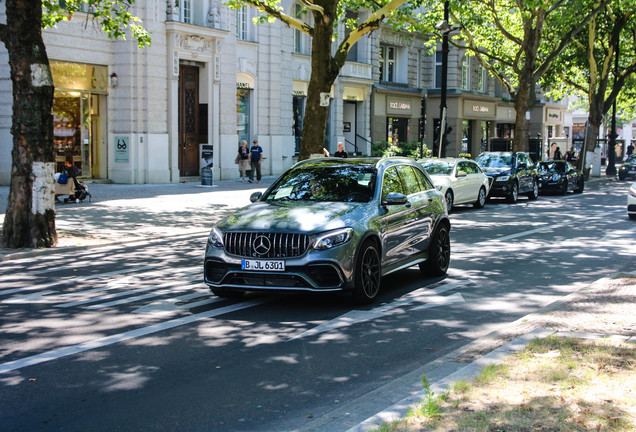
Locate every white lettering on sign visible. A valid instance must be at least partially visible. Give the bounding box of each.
[472,105,489,113]
[389,102,411,110]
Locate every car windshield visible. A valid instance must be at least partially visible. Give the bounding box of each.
[262,162,376,203]
[476,154,514,168]
[420,161,454,175]
[538,162,566,173]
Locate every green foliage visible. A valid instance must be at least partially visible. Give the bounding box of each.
[372,141,430,158]
[407,374,443,418]
[42,0,151,47]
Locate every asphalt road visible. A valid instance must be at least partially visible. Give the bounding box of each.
[0,179,634,432]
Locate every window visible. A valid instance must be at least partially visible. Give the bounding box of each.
[382,167,405,201]
[399,166,425,195]
[478,65,486,93]
[181,0,192,24]
[379,46,396,82]
[462,56,470,90]
[414,166,434,190]
[236,6,247,40]
[435,51,443,89]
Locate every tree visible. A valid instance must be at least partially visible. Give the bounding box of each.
[226,0,433,160]
[0,0,150,249]
[446,0,611,153]
[541,0,636,171]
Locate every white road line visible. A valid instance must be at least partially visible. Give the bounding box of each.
[0,298,268,374]
[84,281,207,310]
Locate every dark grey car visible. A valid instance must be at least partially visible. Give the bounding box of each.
[204,157,451,304]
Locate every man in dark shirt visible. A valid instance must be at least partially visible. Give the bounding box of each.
[249,139,263,183]
[334,142,348,158]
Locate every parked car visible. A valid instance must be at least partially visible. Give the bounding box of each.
[204,157,451,304]
[618,154,636,181]
[628,181,636,220]
[475,152,539,203]
[418,157,491,211]
[537,160,584,195]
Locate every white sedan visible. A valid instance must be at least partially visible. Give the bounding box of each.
[628,181,636,220]
[418,157,491,212]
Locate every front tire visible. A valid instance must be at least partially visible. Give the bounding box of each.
[574,178,584,193]
[473,187,487,209]
[560,180,568,195]
[419,224,451,277]
[352,240,381,304]
[527,178,539,200]
[444,190,454,213]
[507,182,519,203]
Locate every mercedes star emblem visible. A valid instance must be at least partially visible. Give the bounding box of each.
[253,235,271,256]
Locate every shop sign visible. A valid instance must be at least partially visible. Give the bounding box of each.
[387,99,412,114]
[236,73,254,90]
[293,81,307,97]
[463,100,495,118]
[114,136,129,163]
[343,86,364,101]
[50,60,108,94]
[547,108,561,122]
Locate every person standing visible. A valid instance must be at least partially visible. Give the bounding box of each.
[554,146,562,160]
[249,139,263,183]
[333,142,348,158]
[237,140,250,182]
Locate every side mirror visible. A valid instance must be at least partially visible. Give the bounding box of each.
[456,170,467,177]
[383,192,408,206]
[250,192,262,203]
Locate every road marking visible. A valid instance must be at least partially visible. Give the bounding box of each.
[84,281,208,310]
[131,292,222,315]
[288,280,469,341]
[0,298,268,374]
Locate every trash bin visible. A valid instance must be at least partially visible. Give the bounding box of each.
[201,167,213,186]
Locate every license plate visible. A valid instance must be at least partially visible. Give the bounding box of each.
[241,259,285,272]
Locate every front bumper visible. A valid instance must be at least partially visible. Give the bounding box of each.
[203,241,356,293]
[538,179,565,192]
[487,178,513,197]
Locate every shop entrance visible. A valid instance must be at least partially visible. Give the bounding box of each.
[53,91,95,178]
[387,117,409,144]
[179,65,200,177]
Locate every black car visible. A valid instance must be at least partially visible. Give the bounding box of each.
[475,152,539,203]
[537,160,584,195]
[619,154,636,181]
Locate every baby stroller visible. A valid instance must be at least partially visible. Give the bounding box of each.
[55,165,92,203]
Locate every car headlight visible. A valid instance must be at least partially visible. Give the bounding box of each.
[496,175,510,182]
[620,166,627,171]
[629,186,636,198]
[313,228,353,250]
[208,227,224,248]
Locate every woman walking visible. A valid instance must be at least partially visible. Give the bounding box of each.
[237,140,250,182]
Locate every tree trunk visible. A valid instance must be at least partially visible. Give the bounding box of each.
[298,1,339,161]
[1,0,57,248]
[577,93,604,173]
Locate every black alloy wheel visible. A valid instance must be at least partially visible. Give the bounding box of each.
[474,187,486,209]
[352,240,381,304]
[444,190,454,212]
[507,182,519,203]
[575,178,584,193]
[528,178,539,200]
[419,224,451,276]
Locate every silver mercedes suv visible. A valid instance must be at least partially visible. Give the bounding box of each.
[204,157,450,304]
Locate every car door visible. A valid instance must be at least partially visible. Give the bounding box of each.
[379,166,412,267]
[516,153,532,192]
[454,161,473,204]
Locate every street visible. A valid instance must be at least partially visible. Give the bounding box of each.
[1,178,634,432]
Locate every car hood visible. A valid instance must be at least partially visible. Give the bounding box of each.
[216,201,372,234]
[481,167,512,176]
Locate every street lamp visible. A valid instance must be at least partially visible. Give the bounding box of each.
[435,1,460,158]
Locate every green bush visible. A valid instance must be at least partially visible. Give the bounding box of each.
[371,141,431,159]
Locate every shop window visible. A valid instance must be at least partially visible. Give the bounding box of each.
[293,95,305,153]
[237,89,250,144]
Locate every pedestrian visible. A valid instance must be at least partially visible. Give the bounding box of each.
[237,140,250,182]
[333,142,348,158]
[554,146,562,160]
[564,146,575,162]
[628,143,634,156]
[249,139,263,183]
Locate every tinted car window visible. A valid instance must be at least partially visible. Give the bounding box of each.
[382,166,405,201]
[399,165,424,195]
[413,166,434,190]
[263,163,376,202]
[469,161,482,174]
[538,161,566,173]
[421,161,454,175]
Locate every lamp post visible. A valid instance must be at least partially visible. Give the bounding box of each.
[435,1,460,158]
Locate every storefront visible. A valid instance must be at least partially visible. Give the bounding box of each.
[237,72,254,146]
[50,60,109,180]
[458,99,497,157]
[371,84,422,145]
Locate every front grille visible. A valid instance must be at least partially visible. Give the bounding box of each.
[224,232,310,258]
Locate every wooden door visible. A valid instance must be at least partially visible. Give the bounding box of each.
[179,65,199,176]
